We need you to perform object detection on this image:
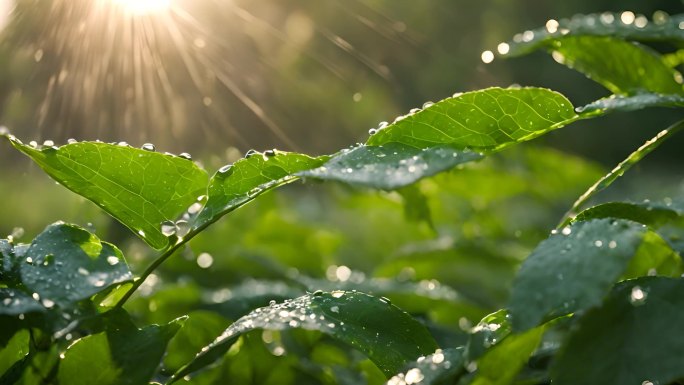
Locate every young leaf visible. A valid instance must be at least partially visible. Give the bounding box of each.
[546,36,683,95]
[4,138,209,249]
[552,277,684,385]
[170,291,439,382]
[57,312,185,385]
[508,219,648,331]
[366,87,577,149]
[192,151,327,230]
[385,348,464,385]
[19,223,133,307]
[298,144,483,190]
[573,200,684,228]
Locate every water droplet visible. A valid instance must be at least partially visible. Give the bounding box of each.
[29,141,38,148]
[0,126,8,135]
[545,19,559,33]
[67,138,77,144]
[422,101,434,109]
[160,220,177,236]
[196,252,213,269]
[247,187,262,197]
[218,164,233,174]
[141,143,156,151]
[497,42,510,55]
[245,149,257,158]
[368,128,378,135]
[608,240,617,249]
[405,368,424,384]
[42,298,55,308]
[117,141,129,147]
[331,290,345,298]
[522,30,534,42]
[620,11,635,24]
[43,140,55,147]
[138,230,146,237]
[179,152,192,160]
[432,349,445,364]
[313,290,324,297]
[561,227,572,235]
[26,257,33,264]
[175,220,190,237]
[78,267,89,275]
[481,50,494,63]
[32,293,40,301]
[330,306,340,313]
[187,202,203,215]
[379,296,392,305]
[630,286,647,305]
[594,240,603,247]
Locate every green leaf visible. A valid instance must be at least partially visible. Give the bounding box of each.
[502,12,684,58]
[193,150,327,231]
[545,36,682,95]
[163,311,231,373]
[0,330,29,379]
[171,291,439,382]
[58,313,185,385]
[0,289,45,315]
[298,144,483,190]
[470,325,546,385]
[385,348,464,385]
[573,200,684,227]
[365,87,577,149]
[552,277,684,385]
[508,219,648,331]
[5,137,208,249]
[560,120,684,226]
[19,223,132,307]
[577,93,684,115]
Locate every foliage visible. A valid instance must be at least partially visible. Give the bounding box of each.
[2,9,684,385]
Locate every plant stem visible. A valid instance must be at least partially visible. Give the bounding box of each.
[557,119,684,228]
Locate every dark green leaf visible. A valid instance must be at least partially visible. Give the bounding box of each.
[298,144,483,190]
[0,329,29,380]
[58,314,185,385]
[163,311,231,373]
[20,223,132,307]
[502,12,684,58]
[193,150,327,230]
[4,137,208,249]
[552,277,684,385]
[508,219,648,331]
[464,310,511,362]
[545,36,682,95]
[577,93,684,114]
[0,289,45,315]
[171,291,439,382]
[385,348,464,385]
[366,88,577,149]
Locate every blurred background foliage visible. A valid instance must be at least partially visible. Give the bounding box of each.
[1,1,684,383]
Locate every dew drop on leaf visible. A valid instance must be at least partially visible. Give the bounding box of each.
[141,143,155,151]
[160,220,177,237]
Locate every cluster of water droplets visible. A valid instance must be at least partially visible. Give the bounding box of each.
[387,348,460,385]
[482,10,678,64]
[368,100,440,137]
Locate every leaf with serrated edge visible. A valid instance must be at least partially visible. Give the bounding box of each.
[4,138,208,249]
[508,219,648,331]
[170,291,438,382]
[367,87,577,149]
[193,151,327,230]
[298,144,483,190]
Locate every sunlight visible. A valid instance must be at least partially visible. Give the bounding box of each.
[111,0,171,15]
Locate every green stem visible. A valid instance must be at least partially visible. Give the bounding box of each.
[557,119,684,228]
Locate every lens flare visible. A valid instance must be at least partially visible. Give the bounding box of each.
[110,0,171,15]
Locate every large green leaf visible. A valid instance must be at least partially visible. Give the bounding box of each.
[502,12,684,58]
[192,150,327,230]
[5,137,208,249]
[385,348,464,385]
[19,223,132,307]
[58,312,185,385]
[508,219,648,331]
[552,277,684,385]
[545,36,682,95]
[366,87,577,149]
[298,144,483,190]
[170,291,439,382]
